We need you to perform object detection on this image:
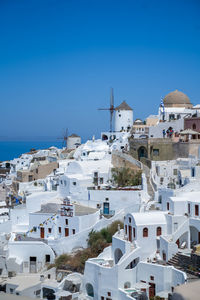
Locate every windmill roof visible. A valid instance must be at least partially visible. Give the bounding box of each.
[69,134,80,138]
[115,101,132,111]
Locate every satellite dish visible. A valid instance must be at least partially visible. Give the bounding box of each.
[57,272,63,282]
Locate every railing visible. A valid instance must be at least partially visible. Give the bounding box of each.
[100,209,115,217]
[112,150,142,169]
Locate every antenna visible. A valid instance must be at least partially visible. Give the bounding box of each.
[98,88,115,132]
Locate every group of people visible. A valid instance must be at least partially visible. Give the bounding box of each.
[163,127,174,138]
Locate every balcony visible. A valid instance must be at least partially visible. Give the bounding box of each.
[100,209,115,217]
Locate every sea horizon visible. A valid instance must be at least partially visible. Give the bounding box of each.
[0,140,64,162]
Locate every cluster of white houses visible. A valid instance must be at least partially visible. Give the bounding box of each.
[0,89,200,299]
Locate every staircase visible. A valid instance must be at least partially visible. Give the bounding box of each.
[167,252,200,281]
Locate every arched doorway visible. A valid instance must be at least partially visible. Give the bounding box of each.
[86,283,94,297]
[102,134,108,141]
[138,146,148,161]
[114,248,123,264]
[190,226,200,247]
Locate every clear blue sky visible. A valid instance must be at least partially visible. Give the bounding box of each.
[0,0,200,141]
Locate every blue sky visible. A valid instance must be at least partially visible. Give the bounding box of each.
[0,0,200,141]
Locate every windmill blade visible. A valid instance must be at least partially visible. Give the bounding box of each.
[110,87,114,132]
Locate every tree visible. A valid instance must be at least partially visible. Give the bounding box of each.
[112,167,142,187]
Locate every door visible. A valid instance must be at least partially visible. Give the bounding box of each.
[40,227,44,239]
[176,239,180,248]
[65,228,69,237]
[29,257,37,273]
[149,283,155,298]
[103,202,109,215]
[128,226,132,242]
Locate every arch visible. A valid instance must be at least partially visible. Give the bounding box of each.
[102,134,108,141]
[156,227,162,236]
[114,248,123,264]
[86,283,94,297]
[124,282,131,289]
[143,227,148,237]
[138,146,148,161]
[190,226,200,247]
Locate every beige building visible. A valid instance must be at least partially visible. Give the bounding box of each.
[17,161,58,182]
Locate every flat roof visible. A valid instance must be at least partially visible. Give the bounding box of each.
[173,279,200,300]
[5,274,41,292]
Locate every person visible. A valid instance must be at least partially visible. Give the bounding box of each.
[163,129,166,138]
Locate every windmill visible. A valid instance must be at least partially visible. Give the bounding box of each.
[98,88,115,132]
[57,128,68,147]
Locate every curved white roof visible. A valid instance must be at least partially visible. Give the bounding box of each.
[130,212,167,226]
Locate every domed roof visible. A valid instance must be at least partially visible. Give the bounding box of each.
[163,90,191,107]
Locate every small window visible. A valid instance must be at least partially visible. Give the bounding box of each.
[195,205,199,216]
[143,227,148,237]
[10,288,14,294]
[150,276,154,281]
[73,182,76,186]
[133,227,135,238]
[65,219,68,225]
[129,217,131,223]
[45,255,50,263]
[107,292,111,296]
[167,202,170,210]
[119,114,121,117]
[72,229,76,234]
[158,195,162,204]
[94,172,98,177]
[188,203,190,214]
[100,177,104,184]
[58,227,61,233]
[153,149,159,156]
[48,228,52,234]
[173,169,178,175]
[156,227,162,236]
[193,124,196,130]
[101,297,104,300]
[125,225,127,235]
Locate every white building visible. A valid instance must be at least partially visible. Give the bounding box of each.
[67,134,81,150]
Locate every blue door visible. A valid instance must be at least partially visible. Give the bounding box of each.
[103,202,109,215]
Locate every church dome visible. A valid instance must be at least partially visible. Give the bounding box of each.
[163,90,192,108]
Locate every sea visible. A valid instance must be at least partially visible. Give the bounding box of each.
[0,141,63,162]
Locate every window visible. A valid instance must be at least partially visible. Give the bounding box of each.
[195,205,199,216]
[48,228,52,233]
[167,202,170,210]
[193,124,196,130]
[129,217,131,223]
[125,225,127,235]
[158,195,162,204]
[65,219,68,225]
[101,297,104,300]
[188,203,190,214]
[153,149,159,156]
[133,227,135,238]
[58,227,61,234]
[36,168,38,174]
[94,172,98,177]
[173,169,178,175]
[45,255,50,263]
[72,229,76,235]
[119,114,121,117]
[150,276,154,281]
[156,227,162,236]
[10,289,14,294]
[107,292,111,296]
[143,227,148,237]
[73,182,76,186]
[100,177,104,184]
